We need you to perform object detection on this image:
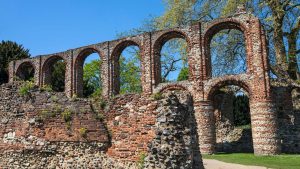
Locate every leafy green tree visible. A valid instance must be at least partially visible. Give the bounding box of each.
[233,95,250,126]
[0,40,30,84]
[119,47,142,94]
[157,0,300,85]
[51,60,66,92]
[177,67,189,81]
[83,59,102,97]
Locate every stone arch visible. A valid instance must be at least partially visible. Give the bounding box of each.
[111,40,141,95]
[74,48,103,97]
[153,30,192,85]
[206,78,251,101]
[16,61,35,81]
[203,19,250,79]
[42,55,66,91]
[158,84,189,94]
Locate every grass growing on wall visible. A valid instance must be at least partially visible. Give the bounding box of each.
[202,153,300,169]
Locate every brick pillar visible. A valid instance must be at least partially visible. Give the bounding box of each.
[8,61,15,83]
[101,49,110,98]
[250,100,281,155]
[64,53,73,98]
[195,100,216,154]
[248,16,281,155]
[141,33,153,95]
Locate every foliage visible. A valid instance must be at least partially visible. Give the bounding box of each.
[0,40,30,84]
[159,0,300,83]
[83,59,102,97]
[18,81,35,97]
[95,113,104,121]
[152,92,163,100]
[51,60,66,92]
[119,47,142,94]
[177,66,189,81]
[233,95,250,126]
[137,152,147,169]
[40,84,53,92]
[61,109,72,122]
[161,38,188,82]
[39,110,56,121]
[79,127,88,138]
[202,153,300,169]
[51,95,59,102]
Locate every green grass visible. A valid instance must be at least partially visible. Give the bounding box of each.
[202,153,300,169]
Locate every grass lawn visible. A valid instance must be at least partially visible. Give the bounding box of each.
[202,153,300,169]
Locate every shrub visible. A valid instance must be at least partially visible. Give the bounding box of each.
[95,113,104,121]
[18,81,35,96]
[79,127,88,138]
[40,85,52,92]
[66,121,72,130]
[39,110,56,121]
[152,92,163,100]
[61,109,72,122]
[51,95,59,102]
[137,152,147,169]
[100,100,107,109]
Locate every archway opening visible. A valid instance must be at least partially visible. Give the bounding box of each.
[211,84,253,153]
[160,38,188,82]
[160,38,189,83]
[43,56,66,92]
[210,29,247,77]
[16,62,35,81]
[119,45,142,94]
[75,49,102,98]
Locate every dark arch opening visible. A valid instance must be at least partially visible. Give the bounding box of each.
[16,62,35,81]
[43,56,66,92]
[210,83,253,153]
[75,48,102,98]
[112,41,141,95]
[205,21,248,78]
[153,31,190,85]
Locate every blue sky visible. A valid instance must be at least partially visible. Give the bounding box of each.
[0,0,164,56]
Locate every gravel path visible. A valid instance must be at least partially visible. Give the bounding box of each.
[203,159,267,169]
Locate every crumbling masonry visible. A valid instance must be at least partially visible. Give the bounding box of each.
[2,10,300,168]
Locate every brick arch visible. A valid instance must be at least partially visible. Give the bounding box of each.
[74,48,103,97]
[16,61,35,81]
[158,84,189,93]
[110,40,142,95]
[206,78,251,101]
[41,55,66,90]
[152,30,192,86]
[203,19,250,79]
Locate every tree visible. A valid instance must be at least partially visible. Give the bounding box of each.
[177,66,189,81]
[0,40,30,84]
[83,59,102,97]
[51,60,66,92]
[119,47,142,94]
[157,0,300,86]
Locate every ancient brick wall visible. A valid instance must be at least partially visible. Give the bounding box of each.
[6,9,294,159]
[0,82,109,150]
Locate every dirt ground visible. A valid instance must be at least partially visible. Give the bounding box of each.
[203,159,267,169]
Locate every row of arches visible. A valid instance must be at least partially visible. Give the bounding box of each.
[15,20,249,97]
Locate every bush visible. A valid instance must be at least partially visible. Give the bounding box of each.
[137,152,147,169]
[39,110,56,121]
[40,84,53,92]
[95,113,104,121]
[152,92,163,100]
[100,100,107,109]
[79,127,88,138]
[61,109,72,122]
[18,81,35,96]
[51,95,59,102]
